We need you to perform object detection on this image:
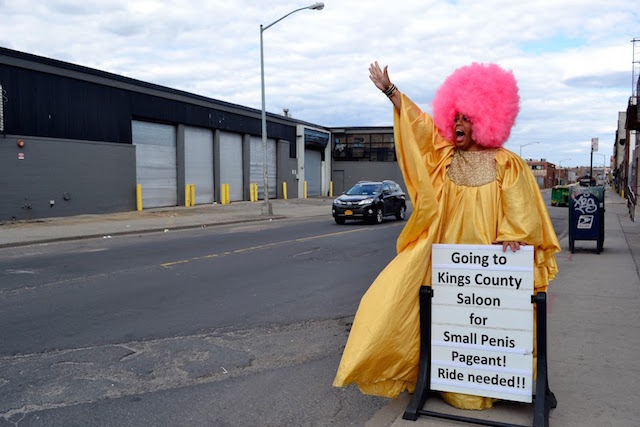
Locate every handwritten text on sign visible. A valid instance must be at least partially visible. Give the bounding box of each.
[431,244,534,403]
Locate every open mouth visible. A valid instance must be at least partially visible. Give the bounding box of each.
[455,130,465,142]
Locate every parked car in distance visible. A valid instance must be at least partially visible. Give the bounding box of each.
[578,175,597,187]
[332,180,406,224]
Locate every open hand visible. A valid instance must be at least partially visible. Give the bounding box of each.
[369,61,391,91]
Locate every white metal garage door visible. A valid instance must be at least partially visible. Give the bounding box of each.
[305,149,322,197]
[249,136,276,199]
[185,126,214,204]
[132,120,177,208]
[219,131,244,202]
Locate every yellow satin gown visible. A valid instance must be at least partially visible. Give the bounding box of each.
[333,94,560,410]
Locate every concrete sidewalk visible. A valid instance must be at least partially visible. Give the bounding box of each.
[0,197,335,248]
[368,189,640,426]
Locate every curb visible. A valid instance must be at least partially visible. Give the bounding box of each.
[0,215,290,249]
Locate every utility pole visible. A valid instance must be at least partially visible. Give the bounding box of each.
[630,38,640,198]
[590,138,598,186]
[632,37,639,98]
[590,145,593,185]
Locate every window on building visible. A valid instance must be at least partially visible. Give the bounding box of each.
[333,132,395,162]
[348,134,370,160]
[333,134,347,159]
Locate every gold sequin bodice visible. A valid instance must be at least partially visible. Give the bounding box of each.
[447,149,498,187]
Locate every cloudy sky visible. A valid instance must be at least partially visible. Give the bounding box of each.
[1,0,638,167]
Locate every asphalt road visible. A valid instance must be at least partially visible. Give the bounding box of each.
[0,195,566,426]
[0,217,406,355]
[0,216,404,426]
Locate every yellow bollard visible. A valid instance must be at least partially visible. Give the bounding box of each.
[190,184,195,206]
[283,182,287,200]
[329,181,333,198]
[221,184,227,205]
[304,181,308,199]
[225,183,230,204]
[251,183,258,202]
[136,184,143,211]
[250,183,256,202]
[185,185,191,207]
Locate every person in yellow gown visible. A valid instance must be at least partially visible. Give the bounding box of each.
[333,61,560,410]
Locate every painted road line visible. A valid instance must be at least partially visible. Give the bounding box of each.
[160,225,399,268]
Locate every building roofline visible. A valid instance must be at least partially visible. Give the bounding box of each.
[0,45,327,130]
[328,126,393,132]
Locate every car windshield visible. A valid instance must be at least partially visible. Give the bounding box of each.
[346,184,382,196]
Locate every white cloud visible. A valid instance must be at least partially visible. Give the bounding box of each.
[0,0,638,166]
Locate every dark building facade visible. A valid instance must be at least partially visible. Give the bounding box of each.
[0,47,333,221]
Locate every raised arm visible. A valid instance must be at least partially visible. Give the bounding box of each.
[369,61,401,110]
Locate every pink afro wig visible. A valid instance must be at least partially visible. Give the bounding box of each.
[432,63,520,148]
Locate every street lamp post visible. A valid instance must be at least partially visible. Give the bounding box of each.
[260,2,324,215]
[594,152,606,184]
[519,141,540,158]
[559,158,571,168]
[593,152,606,167]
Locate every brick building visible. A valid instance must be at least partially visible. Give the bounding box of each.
[524,159,558,188]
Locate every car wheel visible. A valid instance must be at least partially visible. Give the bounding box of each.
[335,217,345,224]
[396,204,406,221]
[374,207,383,224]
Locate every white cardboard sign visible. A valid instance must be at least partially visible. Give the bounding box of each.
[430,244,534,403]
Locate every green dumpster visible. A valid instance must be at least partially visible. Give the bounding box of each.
[551,185,569,207]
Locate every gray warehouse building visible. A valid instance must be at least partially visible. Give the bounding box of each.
[0,47,402,221]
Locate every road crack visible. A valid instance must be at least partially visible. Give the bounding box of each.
[0,318,350,419]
